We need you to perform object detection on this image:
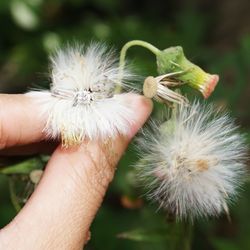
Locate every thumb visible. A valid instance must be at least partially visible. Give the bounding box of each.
[1,94,153,250]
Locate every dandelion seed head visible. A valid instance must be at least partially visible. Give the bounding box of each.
[28,43,136,146]
[136,101,247,220]
[50,43,122,97]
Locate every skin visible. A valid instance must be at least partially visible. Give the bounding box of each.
[0,93,153,250]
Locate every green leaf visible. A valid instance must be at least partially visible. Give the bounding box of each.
[117,228,171,243]
[0,158,43,175]
[117,222,193,250]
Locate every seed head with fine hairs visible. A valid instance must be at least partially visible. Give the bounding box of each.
[136,101,247,220]
[28,43,136,146]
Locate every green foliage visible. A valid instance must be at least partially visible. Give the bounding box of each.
[0,157,43,175]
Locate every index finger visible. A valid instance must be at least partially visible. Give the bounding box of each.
[0,94,45,149]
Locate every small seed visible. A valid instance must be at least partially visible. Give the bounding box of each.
[196,159,209,171]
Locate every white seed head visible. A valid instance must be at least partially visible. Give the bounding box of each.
[136,101,247,220]
[28,43,136,146]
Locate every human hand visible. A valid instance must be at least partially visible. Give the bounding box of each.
[0,93,152,249]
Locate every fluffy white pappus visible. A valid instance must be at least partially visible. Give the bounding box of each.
[136,101,247,220]
[28,43,136,146]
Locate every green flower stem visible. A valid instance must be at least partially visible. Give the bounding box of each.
[120,40,160,68]
[181,222,193,250]
[168,221,193,250]
[116,40,160,93]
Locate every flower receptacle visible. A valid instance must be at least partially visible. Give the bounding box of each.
[156,46,219,98]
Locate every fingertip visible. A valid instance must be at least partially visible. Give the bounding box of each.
[125,93,153,140]
[0,94,46,149]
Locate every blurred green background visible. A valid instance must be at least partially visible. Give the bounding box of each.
[0,0,250,249]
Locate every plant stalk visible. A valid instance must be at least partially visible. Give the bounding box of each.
[116,40,160,93]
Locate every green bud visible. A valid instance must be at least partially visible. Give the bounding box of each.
[156,46,219,98]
